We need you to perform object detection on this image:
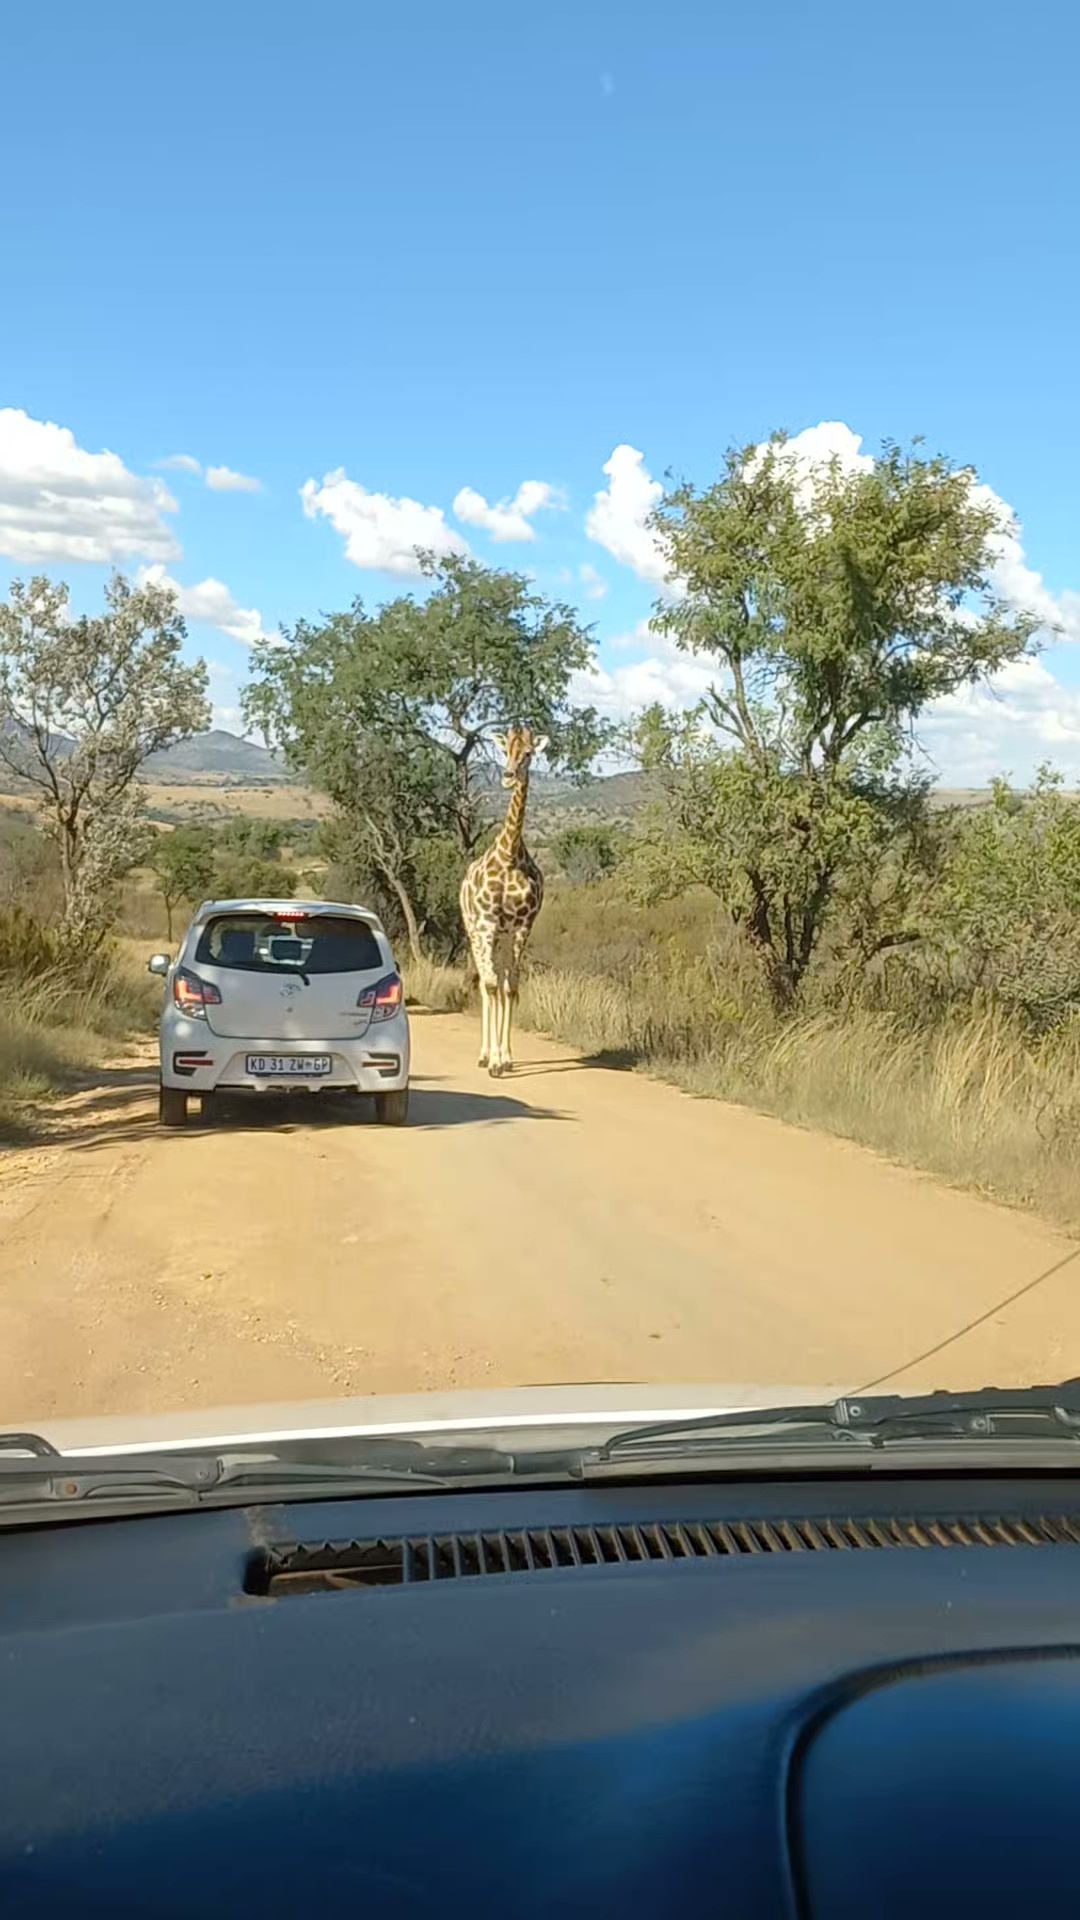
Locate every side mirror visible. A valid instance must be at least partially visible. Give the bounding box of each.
[147,953,172,977]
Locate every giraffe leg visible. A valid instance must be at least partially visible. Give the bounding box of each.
[478,981,491,1068]
[472,931,500,1072]
[493,974,512,1076]
[487,930,515,1077]
[501,922,533,1074]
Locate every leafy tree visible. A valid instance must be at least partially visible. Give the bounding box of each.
[933,768,1080,1029]
[311,735,457,962]
[213,845,297,902]
[638,438,1037,1007]
[0,573,209,935]
[244,554,609,958]
[552,822,624,885]
[151,826,217,940]
[64,794,154,946]
[244,552,610,859]
[214,817,284,862]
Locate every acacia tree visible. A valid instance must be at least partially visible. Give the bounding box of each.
[0,573,210,935]
[245,554,610,953]
[639,438,1038,1007]
[151,827,217,941]
[311,735,458,962]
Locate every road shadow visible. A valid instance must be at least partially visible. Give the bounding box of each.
[3,1066,157,1154]
[56,1081,568,1151]
[501,1058,596,1080]
[406,1087,568,1128]
[65,1062,157,1093]
[581,1047,642,1071]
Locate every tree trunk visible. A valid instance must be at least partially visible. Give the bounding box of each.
[58,817,78,920]
[385,871,424,964]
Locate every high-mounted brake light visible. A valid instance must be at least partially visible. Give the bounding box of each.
[274,909,305,919]
[173,968,222,1017]
[358,971,404,1022]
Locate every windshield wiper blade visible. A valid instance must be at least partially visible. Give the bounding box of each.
[593,1379,1080,1460]
[0,1436,511,1513]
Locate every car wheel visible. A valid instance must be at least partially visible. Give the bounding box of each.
[199,1091,219,1125]
[159,1085,188,1128]
[374,1087,409,1127]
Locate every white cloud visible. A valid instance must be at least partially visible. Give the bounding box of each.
[746,420,872,515]
[301,467,468,576]
[579,562,608,600]
[923,654,1080,786]
[571,619,718,720]
[205,464,262,494]
[453,478,561,542]
[585,444,673,589]
[0,407,179,564]
[970,480,1080,646]
[138,564,272,647]
[157,453,202,475]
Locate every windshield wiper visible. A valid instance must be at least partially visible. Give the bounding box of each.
[0,1432,497,1516]
[589,1380,1080,1462]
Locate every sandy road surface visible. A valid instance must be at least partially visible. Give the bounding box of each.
[1,1012,1079,1425]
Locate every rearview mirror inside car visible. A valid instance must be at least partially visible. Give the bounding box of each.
[147,953,171,976]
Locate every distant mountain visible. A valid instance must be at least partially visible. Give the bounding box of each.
[140,730,290,782]
[1,719,288,787]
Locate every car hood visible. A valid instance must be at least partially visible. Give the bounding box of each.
[30,1380,850,1459]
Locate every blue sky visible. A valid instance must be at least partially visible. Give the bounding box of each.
[2,0,1079,782]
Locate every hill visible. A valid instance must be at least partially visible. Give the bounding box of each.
[1,723,289,791]
[140,730,289,782]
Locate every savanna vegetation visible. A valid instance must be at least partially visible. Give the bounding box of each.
[3,437,1080,1232]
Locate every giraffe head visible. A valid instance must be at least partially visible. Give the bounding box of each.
[493,725,549,790]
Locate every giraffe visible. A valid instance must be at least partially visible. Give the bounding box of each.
[460,725,548,1077]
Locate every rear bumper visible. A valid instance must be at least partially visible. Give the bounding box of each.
[160,1015,410,1094]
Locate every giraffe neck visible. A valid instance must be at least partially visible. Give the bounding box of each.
[494,773,529,864]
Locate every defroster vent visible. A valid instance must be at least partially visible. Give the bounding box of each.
[247,1511,1080,1596]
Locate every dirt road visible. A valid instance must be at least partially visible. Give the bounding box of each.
[2,1012,1078,1425]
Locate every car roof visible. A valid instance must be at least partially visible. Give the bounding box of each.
[190,898,385,928]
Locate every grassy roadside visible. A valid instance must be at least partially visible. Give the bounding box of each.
[405,946,1080,1236]
[0,950,158,1141]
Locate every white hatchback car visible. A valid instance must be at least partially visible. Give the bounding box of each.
[148,898,411,1128]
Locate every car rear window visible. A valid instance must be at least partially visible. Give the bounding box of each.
[194,914,384,975]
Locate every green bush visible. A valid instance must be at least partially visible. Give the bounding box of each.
[551,822,625,885]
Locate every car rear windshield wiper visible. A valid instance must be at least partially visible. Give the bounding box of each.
[588,1380,1080,1462]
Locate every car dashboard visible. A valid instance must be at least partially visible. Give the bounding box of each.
[3,1471,1080,1915]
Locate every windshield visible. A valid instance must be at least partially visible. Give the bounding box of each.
[2,1,1079,1460]
[195,914,384,976]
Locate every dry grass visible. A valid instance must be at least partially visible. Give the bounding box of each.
[404,954,470,1013]
[133,779,332,822]
[405,872,1080,1233]
[511,963,1080,1231]
[0,944,158,1139]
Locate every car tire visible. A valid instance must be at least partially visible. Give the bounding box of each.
[374,1087,409,1127]
[199,1091,219,1125]
[159,1085,188,1128]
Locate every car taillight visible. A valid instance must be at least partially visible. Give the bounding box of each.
[173,968,222,1018]
[358,971,403,1022]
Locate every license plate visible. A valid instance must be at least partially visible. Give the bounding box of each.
[246,1054,332,1077]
